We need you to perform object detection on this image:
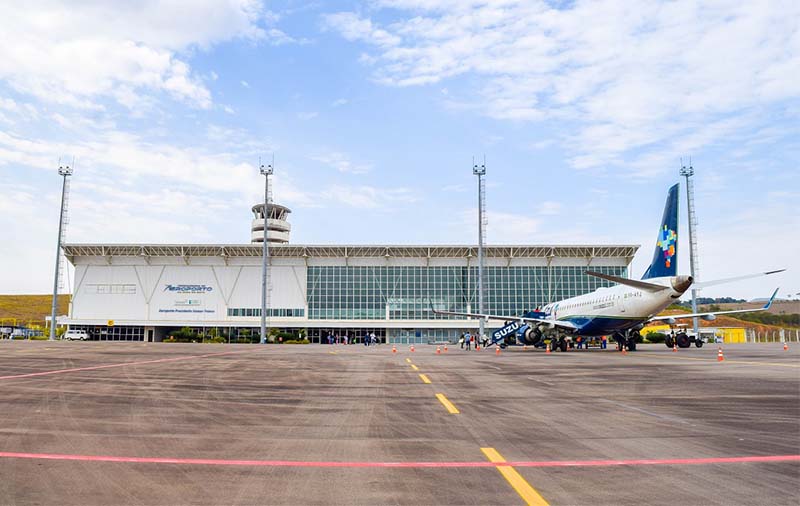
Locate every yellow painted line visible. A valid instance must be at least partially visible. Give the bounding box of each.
[637,353,799,368]
[481,447,549,506]
[405,358,411,363]
[410,364,419,371]
[419,373,431,384]
[328,351,337,355]
[435,393,459,414]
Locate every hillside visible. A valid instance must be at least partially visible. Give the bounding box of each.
[0,295,70,326]
[699,300,800,316]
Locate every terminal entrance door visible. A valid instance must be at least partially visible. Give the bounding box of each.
[309,328,386,344]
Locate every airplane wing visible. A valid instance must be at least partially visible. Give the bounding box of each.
[650,288,779,322]
[431,309,577,330]
[692,269,785,290]
[585,271,670,292]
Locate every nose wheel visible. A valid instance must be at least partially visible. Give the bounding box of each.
[614,330,639,351]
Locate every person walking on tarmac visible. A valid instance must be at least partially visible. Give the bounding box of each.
[465,334,471,351]
[459,334,465,349]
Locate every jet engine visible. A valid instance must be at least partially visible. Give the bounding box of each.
[537,322,555,331]
[702,314,717,321]
[519,327,543,346]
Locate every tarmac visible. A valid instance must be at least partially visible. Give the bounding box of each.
[0,341,798,506]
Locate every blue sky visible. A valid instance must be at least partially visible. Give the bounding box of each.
[0,0,797,299]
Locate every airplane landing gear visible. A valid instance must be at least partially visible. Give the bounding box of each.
[547,337,568,352]
[614,330,640,351]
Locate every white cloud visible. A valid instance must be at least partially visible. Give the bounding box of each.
[266,27,309,45]
[320,184,418,209]
[441,184,467,193]
[331,98,349,107]
[297,111,319,120]
[453,209,542,243]
[0,0,269,109]
[325,1,800,176]
[536,201,562,216]
[322,12,401,48]
[311,152,372,174]
[241,80,251,88]
[0,127,263,196]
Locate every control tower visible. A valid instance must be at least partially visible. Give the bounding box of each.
[251,203,291,244]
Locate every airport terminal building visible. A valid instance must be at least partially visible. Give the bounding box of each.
[61,201,638,343]
[62,244,637,343]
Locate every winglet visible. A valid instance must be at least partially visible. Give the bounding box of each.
[763,288,779,310]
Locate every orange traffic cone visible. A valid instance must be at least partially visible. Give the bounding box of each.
[495,346,501,356]
[783,342,788,351]
[622,345,628,355]
[443,344,448,353]
[392,345,397,354]
[410,345,415,353]
[673,343,677,352]
[546,344,551,354]
[717,347,724,362]
[523,344,528,351]
[436,346,441,355]
[476,344,480,351]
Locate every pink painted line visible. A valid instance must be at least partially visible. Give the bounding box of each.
[0,350,244,381]
[508,455,800,467]
[0,452,796,468]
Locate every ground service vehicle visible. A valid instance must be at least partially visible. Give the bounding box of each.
[63,329,90,341]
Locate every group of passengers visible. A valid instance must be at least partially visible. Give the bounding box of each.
[325,332,378,346]
[458,332,488,350]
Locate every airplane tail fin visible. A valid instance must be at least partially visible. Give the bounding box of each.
[642,183,680,280]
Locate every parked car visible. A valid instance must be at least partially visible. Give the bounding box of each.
[63,329,90,341]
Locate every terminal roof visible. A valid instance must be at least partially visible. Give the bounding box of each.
[63,244,639,260]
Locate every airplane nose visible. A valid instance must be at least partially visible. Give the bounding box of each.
[671,275,693,293]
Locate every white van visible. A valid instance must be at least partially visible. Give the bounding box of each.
[63,329,90,341]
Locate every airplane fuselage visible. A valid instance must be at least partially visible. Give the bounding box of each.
[540,276,691,337]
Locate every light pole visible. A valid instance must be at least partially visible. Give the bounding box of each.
[473,159,486,341]
[680,162,700,336]
[50,162,73,340]
[259,159,273,345]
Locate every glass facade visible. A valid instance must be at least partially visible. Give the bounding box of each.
[307,265,627,320]
[70,325,145,341]
[227,308,305,317]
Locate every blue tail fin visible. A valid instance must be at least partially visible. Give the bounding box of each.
[642,184,679,280]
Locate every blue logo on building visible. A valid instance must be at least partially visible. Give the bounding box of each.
[163,284,213,293]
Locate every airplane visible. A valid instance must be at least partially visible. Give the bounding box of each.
[433,183,784,352]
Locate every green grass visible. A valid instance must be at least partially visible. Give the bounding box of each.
[0,295,70,326]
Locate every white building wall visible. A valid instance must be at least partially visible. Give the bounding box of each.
[72,261,307,324]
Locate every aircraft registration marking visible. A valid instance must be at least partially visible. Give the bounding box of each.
[435,393,459,414]
[481,447,549,506]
